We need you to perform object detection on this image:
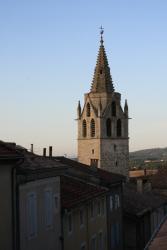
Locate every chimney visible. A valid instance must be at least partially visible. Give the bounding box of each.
[43,148,46,157]
[30,144,34,153]
[49,146,52,157]
[137,179,143,194]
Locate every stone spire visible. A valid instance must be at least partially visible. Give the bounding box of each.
[77,100,81,119]
[124,99,128,117]
[91,27,114,93]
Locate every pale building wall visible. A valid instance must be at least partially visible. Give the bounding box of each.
[63,196,108,250]
[0,164,13,250]
[19,177,61,250]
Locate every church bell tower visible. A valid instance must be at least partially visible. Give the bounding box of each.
[77,28,129,178]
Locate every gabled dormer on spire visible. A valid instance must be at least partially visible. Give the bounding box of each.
[91,27,114,93]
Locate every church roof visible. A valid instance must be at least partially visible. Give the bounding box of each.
[91,30,114,93]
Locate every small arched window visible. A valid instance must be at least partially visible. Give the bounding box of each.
[82,120,87,137]
[86,103,90,117]
[106,118,111,137]
[90,119,95,137]
[112,101,116,116]
[117,119,122,137]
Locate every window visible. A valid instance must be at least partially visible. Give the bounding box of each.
[90,159,98,168]
[82,119,87,137]
[117,119,122,137]
[115,194,120,209]
[114,144,117,151]
[90,119,95,137]
[86,103,91,117]
[111,224,115,248]
[106,118,111,137]
[80,209,84,227]
[92,149,94,154]
[101,199,105,215]
[80,243,86,250]
[97,200,101,216]
[98,231,103,250]
[45,189,53,228]
[91,235,96,250]
[27,192,37,239]
[116,222,120,245]
[112,101,116,116]
[54,195,59,212]
[110,196,113,211]
[90,202,94,218]
[68,213,72,233]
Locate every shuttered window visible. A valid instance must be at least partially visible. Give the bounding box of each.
[45,189,53,228]
[27,192,37,239]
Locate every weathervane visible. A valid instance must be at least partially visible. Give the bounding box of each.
[99,25,104,44]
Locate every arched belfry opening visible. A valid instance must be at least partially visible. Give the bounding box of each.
[106,118,111,137]
[90,119,95,137]
[117,119,122,137]
[112,101,116,116]
[82,120,87,137]
[86,103,90,117]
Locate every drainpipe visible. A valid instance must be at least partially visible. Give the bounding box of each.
[60,207,65,250]
[12,158,24,250]
[86,203,90,250]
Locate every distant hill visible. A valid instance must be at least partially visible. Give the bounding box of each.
[130,148,167,161]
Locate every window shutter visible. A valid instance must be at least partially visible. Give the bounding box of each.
[45,190,53,228]
[27,192,37,238]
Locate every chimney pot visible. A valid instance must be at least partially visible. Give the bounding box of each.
[43,148,46,157]
[30,144,34,153]
[49,146,52,157]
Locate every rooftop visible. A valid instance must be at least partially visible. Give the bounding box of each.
[61,176,108,209]
[148,216,167,250]
[0,141,23,159]
[149,168,167,189]
[123,184,167,217]
[55,156,125,185]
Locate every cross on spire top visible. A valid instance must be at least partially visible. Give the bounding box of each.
[99,26,104,44]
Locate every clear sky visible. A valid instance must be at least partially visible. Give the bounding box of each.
[0,0,167,156]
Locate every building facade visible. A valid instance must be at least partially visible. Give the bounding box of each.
[77,30,129,178]
[0,139,125,250]
[62,176,108,250]
[57,156,124,250]
[0,141,23,250]
[19,177,61,250]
